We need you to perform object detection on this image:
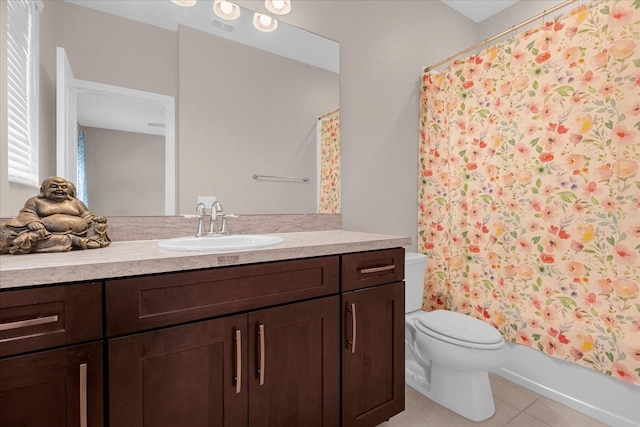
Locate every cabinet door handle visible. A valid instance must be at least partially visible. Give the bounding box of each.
[0,314,58,331]
[360,265,395,275]
[234,329,242,394]
[257,323,265,385]
[348,303,357,354]
[80,363,87,427]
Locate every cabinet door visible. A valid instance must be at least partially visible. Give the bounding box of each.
[109,314,248,427]
[248,296,340,427]
[0,342,103,427]
[342,282,405,427]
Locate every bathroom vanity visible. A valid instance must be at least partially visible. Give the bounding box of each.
[0,230,409,427]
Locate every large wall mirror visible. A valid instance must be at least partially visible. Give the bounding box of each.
[47,0,339,216]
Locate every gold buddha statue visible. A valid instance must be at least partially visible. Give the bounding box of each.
[0,177,110,255]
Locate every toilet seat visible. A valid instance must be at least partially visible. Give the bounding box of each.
[415,310,504,350]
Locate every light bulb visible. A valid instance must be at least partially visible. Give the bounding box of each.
[264,0,291,15]
[171,0,196,6]
[259,15,273,26]
[213,0,240,20]
[220,1,234,14]
[253,12,278,32]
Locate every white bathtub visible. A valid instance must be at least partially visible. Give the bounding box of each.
[493,342,640,426]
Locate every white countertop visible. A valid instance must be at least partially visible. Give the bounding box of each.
[0,230,411,289]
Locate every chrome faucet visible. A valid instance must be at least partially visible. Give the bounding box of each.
[208,201,224,234]
[195,201,234,236]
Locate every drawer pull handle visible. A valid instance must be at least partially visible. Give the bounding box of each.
[258,324,265,386]
[348,303,357,354]
[0,315,59,331]
[80,363,88,427]
[360,265,395,274]
[234,329,242,394]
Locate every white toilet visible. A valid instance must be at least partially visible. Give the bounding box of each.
[404,252,507,422]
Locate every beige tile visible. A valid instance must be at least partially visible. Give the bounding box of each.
[491,374,540,411]
[505,412,552,427]
[380,385,520,427]
[380,379,606,427]
[486,398,523,426]
[524,397,608,427]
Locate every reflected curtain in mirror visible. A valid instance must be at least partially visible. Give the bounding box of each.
[317,109,340,213]
[76,130,88,206]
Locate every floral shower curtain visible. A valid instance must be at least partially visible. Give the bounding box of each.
[418,0,640,385]
[318,110,341,213]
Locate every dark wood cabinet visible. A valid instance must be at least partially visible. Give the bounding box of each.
[108,296,339,427]
[109,314,248,427]
[0,282,103,427]
[106,257,341,427]
[0,341,103,427]
[248,296,340,427]
[2,248,404,427]
[342,248,405,427]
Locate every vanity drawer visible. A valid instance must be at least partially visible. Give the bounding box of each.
[342,248,405,291]
[0,283,102,357]
[105,255,340,336]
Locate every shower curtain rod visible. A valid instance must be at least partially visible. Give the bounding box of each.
[424,0,578,73]
[317,108,340,120]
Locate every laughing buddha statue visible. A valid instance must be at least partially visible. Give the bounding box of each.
[0,177,110,255]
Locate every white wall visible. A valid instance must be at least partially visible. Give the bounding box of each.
[82,126,165,216]
[177,25,338,214]
[479,0,574,41]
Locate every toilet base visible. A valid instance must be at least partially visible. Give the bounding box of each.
[405,360,497,422]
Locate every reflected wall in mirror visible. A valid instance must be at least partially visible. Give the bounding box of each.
[6,0,339,216]
[56,45,176,216]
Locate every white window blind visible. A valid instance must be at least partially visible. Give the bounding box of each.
[6,0,41,187]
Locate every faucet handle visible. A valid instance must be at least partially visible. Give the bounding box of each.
[219,214,239,235]
[195,203,207,237]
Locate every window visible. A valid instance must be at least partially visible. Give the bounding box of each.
[6,0,42,187]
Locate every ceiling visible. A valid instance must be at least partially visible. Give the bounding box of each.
[440,0,520,23]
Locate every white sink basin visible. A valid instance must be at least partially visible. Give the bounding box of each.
[157,234,284,252]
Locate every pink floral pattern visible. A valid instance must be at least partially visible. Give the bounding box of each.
[419,0,640,385]
[319,112,341,213]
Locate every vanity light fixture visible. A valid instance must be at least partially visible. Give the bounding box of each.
[171,0,197,6]
[213,0,241,20]
[253,12,278,32]
[264,0,291,15]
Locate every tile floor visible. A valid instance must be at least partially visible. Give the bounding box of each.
[380,374,608,427]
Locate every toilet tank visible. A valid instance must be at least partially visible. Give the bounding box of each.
[405,252,427,313]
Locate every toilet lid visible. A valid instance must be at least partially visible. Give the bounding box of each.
[415,310,503,345]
